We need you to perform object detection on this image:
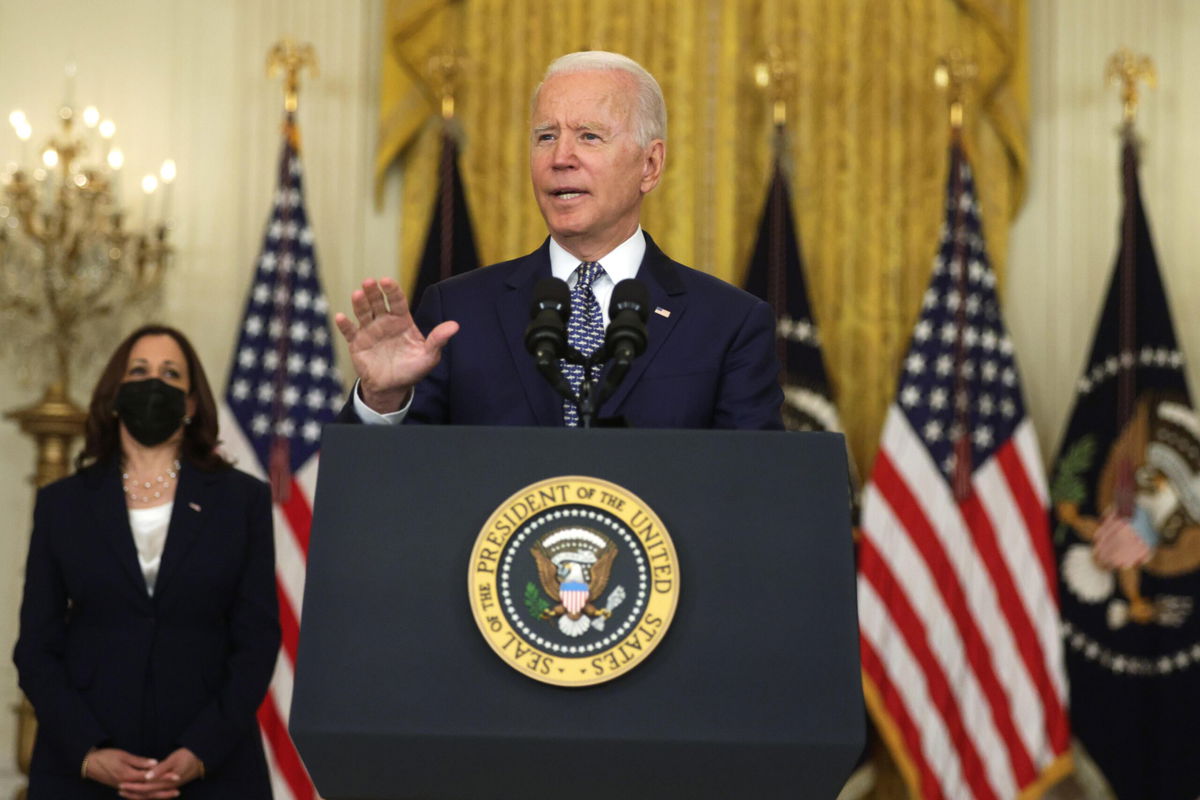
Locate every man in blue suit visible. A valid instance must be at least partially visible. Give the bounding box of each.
[335,51,783,430]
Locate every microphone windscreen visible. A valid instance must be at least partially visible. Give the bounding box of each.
[530,277,571,318]
[609,279,650,322]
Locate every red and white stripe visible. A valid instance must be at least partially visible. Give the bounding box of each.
[858,407,1070,799]
[219,405,319,800]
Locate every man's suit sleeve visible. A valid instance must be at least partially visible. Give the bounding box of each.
[177,477,280,770]
[403,282,451,425]
[713,299,785,430]
[13,485,111,766]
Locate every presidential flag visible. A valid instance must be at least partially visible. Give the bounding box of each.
[218,112,344,800]
[743,137,842,437]
[1049,129,1200,800]
[409,128,480,311]
[857,143,1071,799]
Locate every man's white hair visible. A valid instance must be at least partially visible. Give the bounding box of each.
[532,51,667,147]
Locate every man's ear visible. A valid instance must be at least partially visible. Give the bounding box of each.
[640,140,665,194]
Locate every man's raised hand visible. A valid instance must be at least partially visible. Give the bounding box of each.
[334,278,458,413]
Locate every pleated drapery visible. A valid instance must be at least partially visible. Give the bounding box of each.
[376,0,1028,475]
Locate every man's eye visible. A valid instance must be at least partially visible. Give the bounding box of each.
[581,132,600,141]
[536,133,555,142]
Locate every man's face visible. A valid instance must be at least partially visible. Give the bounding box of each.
[530,69,664,259]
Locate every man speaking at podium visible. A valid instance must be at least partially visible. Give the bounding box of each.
[335,51,783,430]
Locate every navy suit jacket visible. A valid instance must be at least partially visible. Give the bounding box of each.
[340,233,784,429]
[14,460,279,799]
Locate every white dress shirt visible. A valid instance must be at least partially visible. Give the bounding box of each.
[354,228,647,425]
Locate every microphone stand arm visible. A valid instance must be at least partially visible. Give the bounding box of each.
[575,353,605,429]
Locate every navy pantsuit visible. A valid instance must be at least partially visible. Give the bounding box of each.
[14,460,280,798]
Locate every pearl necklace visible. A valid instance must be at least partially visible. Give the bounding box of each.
[123,459,181,504]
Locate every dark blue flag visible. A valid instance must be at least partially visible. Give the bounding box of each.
[410,129,480,311]
[743,150,842,436]
[1050,132,1200,800]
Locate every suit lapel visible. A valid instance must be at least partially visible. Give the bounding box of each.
[600,233,688,415]
[89,461,152,600]
[497,239,563,425]
[154,462,216,603]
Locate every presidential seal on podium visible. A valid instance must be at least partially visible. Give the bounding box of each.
[468,476,679,686]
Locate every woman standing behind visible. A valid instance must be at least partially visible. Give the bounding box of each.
[15,325,280,799]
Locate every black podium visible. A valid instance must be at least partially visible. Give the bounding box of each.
[291,425,863,799]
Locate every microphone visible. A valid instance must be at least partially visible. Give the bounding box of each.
[524,277,576,402]
[524,277,571,364]
[605,279,650,363]
[600,279,650,403]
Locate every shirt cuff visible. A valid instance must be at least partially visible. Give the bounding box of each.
[352,380,411,425]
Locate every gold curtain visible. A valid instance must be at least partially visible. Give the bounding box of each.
[376,0,1028,488]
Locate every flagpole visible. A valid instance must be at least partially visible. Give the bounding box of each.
[753,46,795,379]
[935,51,979,501]
[1104,48,1156,517]
[427,48,466,284]
[264,40,317,501]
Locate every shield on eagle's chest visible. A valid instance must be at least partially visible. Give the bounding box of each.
[560,581,589,615]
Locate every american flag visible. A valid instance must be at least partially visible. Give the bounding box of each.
[218,113,342,800]
[857,145,1071,799]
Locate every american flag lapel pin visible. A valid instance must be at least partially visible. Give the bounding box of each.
[189,502,201,512]
[654,307,671,318]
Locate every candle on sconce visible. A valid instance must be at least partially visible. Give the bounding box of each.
[9,109,31,168]
[64,62,77,109]
[107,147,124,205]
[99,118,115,159]
[159,158,176,225]
[39,148,60,213]
[141,173,158,229]
[82,105,100,160]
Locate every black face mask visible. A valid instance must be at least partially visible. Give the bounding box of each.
[115,378,187,447]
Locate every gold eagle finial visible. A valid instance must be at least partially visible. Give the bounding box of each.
[425,48,468,121]
[1106,48,1156,125]
[934,50,979,132]
[754,44,797,128]
[266,39,318,113]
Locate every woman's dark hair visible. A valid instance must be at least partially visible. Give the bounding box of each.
[77,324,231,471]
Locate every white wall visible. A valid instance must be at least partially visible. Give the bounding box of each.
[1009,0,1200,461]
[0,0,393,792]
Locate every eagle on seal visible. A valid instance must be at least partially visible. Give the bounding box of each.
[532,527,618,637]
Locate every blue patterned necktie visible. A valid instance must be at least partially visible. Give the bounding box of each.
[562,261,606,426]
